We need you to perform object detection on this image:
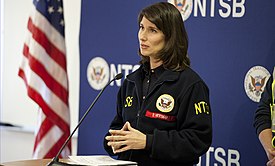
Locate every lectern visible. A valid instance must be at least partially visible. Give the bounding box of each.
[1,159,71,166]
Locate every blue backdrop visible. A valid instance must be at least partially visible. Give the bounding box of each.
[78,0,275,165]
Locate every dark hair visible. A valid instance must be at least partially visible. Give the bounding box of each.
[138,2,190,71]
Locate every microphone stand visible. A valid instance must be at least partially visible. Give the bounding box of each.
[47,73,123,166]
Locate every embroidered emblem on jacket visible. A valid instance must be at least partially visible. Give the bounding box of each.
[145,110,176,122]
[156,94,174,112]
[125,96,133,107]
[194,101,209,115]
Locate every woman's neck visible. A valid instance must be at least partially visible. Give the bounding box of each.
[150,58,163,69]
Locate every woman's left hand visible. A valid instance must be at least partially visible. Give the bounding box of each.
[105,121,146,154]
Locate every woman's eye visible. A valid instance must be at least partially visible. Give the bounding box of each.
[150,29,157,33]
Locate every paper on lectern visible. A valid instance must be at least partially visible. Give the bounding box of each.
[69,155,137,166]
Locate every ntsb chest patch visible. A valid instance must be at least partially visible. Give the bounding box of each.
[156,94,174,112]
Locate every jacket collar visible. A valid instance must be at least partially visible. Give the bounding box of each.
[127,64,180,83]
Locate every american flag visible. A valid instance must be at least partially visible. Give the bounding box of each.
[18,0,71,158]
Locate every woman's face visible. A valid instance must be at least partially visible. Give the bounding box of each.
[138,16,165,59]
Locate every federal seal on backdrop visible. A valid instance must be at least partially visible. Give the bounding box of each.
[156,94,175,112]
[168,0,193,21]
[244,66,270,102]
[87,57,109,90]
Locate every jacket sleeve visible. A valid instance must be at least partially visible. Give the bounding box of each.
[254,76,273,136]
[103,87,124,156]
[149,81,212,163]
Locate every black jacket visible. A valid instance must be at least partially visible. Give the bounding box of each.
[104,65,212,166]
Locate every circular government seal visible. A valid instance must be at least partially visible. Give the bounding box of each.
[244,66,270,102]
[156,94,175,112]
[87,57,109,90]
[168,0,193,21]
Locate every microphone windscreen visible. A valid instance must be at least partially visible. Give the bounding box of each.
[115,73,123,80]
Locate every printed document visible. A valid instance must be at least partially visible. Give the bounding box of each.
[69,155,137,166]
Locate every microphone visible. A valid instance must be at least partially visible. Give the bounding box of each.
[47,73,123,166]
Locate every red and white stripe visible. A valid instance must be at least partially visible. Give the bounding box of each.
[18,4,71,159]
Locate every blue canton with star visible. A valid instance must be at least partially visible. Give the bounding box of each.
[33,0,65,36]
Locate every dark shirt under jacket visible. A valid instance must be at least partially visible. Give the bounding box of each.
[142,64,165,104]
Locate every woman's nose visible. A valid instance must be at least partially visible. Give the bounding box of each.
[139,31,147,41]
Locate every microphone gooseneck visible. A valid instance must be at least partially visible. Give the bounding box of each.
[47,73,123,166]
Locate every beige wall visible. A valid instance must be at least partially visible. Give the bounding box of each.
[0,0,81,163]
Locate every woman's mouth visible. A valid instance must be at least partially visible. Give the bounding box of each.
[140,44,149,49]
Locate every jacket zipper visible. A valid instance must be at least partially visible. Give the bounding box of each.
[127,77,174,160]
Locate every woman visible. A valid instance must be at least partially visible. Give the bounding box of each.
[254,68,275,166]
[104,2,212,166]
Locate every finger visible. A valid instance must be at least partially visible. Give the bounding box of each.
[108,140,126,146]
[127,122,134,131]
[111,144,120,151]
[267,158,275,166]
[105,135,115,141]
[269,149,275,155]
[267,160,272,166]
[112,146,115,154]
[105,135,125,141]
[107,140,115,146]
[111,145,122,154]
[108,129,119,135]
[126,122,138,132]
[109,129,130,135]
[121,122,129,131]
[105,135,118,141]
[114,145,130,154]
